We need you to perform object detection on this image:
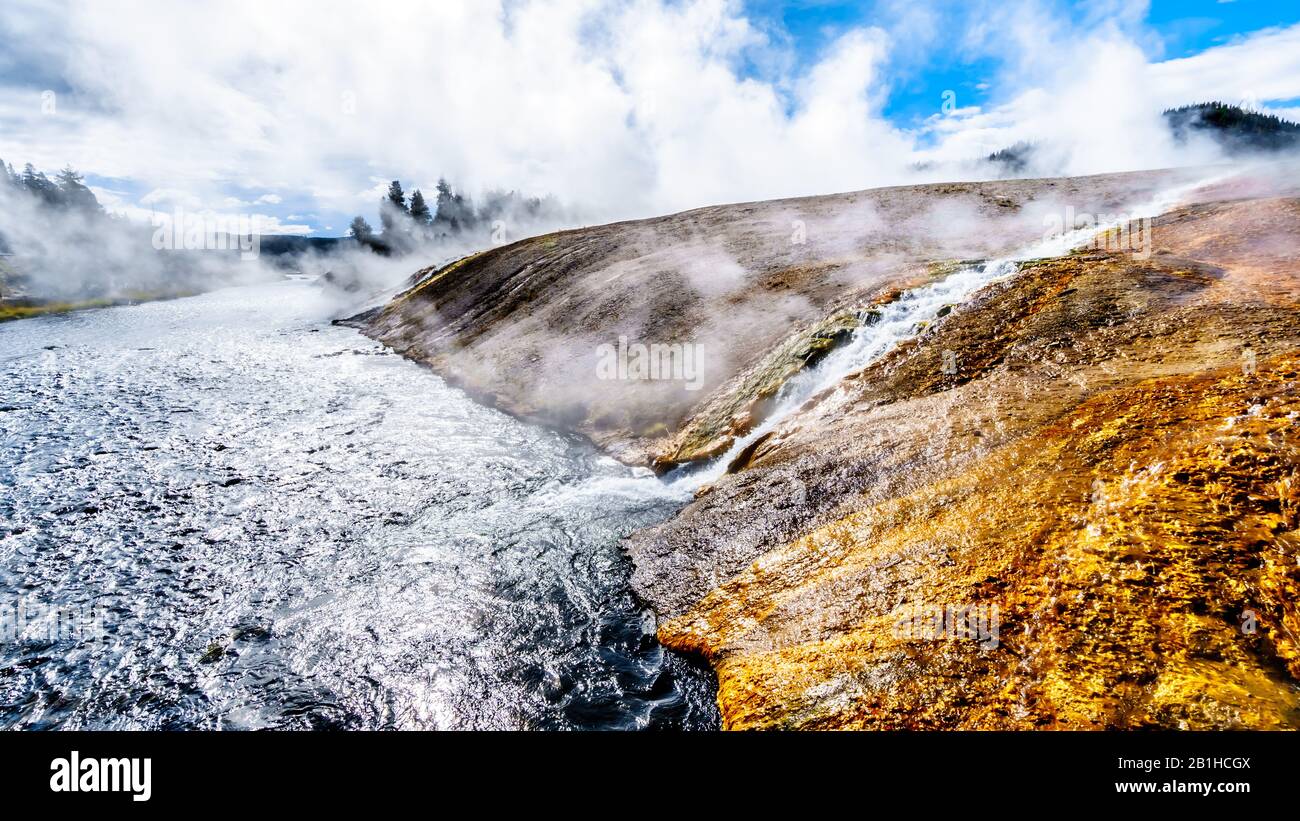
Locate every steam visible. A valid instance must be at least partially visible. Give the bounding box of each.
[0,177,276,301]
[673,169,1240,486]
[357,157,1256,474]
[1,1,1298,230]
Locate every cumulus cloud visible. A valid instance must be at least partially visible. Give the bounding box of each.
[0,0,1297,229]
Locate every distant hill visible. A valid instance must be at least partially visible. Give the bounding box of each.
[985,142,1035,175]
[1164,102,1300,152]
[257,235,355,257]
[986,103,1300,176]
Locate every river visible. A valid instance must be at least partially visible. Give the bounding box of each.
[0,280,718,730]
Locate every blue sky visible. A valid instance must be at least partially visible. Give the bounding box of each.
[2,0,1299,236]
[1147,0,1300,54]
[743,0,1300,126]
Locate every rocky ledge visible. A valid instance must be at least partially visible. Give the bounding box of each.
[361,165,1300,729]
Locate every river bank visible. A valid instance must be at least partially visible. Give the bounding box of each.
[0,290,201,323]
[0,282,717,729]
[361,165,1300,728]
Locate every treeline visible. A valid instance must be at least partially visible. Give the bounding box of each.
[348,178,562,255]
[1164,102,1300,152]
[986,103,1300,177]
[985,141,1035,175]
[0,160,107,254]
[0,160,103,215]
[0,158,224,302]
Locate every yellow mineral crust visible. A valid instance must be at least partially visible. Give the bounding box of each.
[661,355,1300,728]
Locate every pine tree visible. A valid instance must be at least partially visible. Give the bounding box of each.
[349,216,374,242]
[385,180,407,212]
[432,177,476,234]
[378,180,414,253]
[21,163,60,204]
[433,178,455,233]
[55,166,101,212]
[409,189,431,225]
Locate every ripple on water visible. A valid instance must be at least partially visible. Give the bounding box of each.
[0,283,719,730]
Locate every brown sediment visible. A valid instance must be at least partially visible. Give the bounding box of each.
[360,168,1203,465]
[361,163,1300,729]
[638,195,1300,729]
[661,355,1300,728]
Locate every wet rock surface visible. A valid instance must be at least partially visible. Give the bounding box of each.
[366,166,1300,729]
[362,170,1196,465]
[638,195,1300,728]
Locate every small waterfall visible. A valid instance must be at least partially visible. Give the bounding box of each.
[674,177,1215,489]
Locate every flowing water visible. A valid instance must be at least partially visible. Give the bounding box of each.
[0,180,1214,731]
[0,281,718,730]
[677,179,1213,488]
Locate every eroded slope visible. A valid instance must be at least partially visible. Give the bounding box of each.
[363,170,1195,464]
[634,196,1300,728]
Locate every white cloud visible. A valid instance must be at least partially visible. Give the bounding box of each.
[1148,25,1300,105]
[0,0,915,220]
[94,186,312,235]
[919,17,1300,174]
[140,188,204,209]
[1,0,1298,228]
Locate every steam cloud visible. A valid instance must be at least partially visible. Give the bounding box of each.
[0,175,278,301]
[1,0,1299,231]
